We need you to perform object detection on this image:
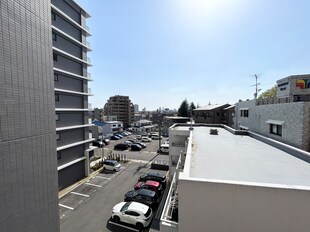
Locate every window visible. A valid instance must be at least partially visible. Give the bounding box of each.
[54,73,58,81]
[55,114,59,121]
[56,133,60,140]
[51,12,56,21]
[55,94,59,101]
[57,152,61,160]
[53,53,57,61]
[240,110,249,117]
[52,32,57,41]
[270,124,282,136]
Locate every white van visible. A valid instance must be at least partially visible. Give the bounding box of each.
[159,144,169,153]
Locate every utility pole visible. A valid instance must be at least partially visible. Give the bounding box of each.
[251,74,261,99]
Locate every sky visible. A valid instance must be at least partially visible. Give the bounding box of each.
[75,0,310,111]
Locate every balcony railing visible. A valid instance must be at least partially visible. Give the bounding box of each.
[87,72,92,80]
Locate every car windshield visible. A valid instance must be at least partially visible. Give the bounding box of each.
[120,202,131,212]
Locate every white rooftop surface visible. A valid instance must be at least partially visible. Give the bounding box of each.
[184,126,310,187]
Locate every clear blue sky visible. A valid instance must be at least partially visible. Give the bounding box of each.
[75,0,310,111]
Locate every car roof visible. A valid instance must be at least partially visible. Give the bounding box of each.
[127,201,149,214]
[137,189,156,197]
[145,180,160,187]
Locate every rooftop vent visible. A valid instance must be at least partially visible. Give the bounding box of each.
[210,129,218,135]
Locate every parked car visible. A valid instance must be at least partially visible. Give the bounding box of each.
[124,189,159,207]
[110,135,120,140]
[133,142,146,148]
[139,172,167,188]
[124,141,133,147]
[141,137,152,142]
[131,144,142,151]
[112,201,153,231]
[114,143,129,150]
[103,138,110,145]
[159,144,169,153]
[134,180,163,195]
[115,134,124,138]
[103,160,121,172]
[151,135,162,140]
[136,135,142,140]
[92,140,104,148]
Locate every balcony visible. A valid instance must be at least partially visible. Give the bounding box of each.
[87,72,92,80]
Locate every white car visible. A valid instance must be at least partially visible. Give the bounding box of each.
[141,137,152,142]
[112,201,153,231]
[103,160,121,172]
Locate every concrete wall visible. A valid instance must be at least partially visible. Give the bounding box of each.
[56,112,84,127]
[235,100,307,150]
[58,160,85,190]
[0,0,60,231]
[178,179,310,232]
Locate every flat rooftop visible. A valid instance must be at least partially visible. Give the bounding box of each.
[180,126,310,187]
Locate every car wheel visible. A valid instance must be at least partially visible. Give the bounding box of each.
[136,222,144,231]
[113,216,120,223]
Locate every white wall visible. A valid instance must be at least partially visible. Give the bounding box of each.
[178,179,310,232]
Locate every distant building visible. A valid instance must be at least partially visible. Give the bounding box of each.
[131,119,155,133]
[160,124,310,232]
[134,104,139,113]
[92,120,123,138]
[234,75,310,152]
[192,103,231,124]
[104,95,134,128]
[92,108,104,121]
[162,116,191,137]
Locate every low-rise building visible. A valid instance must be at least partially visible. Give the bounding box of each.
[160,124,310,232]
[192,103,231,124]
[92,120,123,138]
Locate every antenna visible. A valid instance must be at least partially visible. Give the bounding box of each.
[251,74,261,99]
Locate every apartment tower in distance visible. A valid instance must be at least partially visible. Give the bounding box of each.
[0,0,60,231]
[51,0,93,190]
[104,95,135,128]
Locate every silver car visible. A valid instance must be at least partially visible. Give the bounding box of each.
[103,160,121,172]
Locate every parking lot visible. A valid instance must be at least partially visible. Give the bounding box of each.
[59,134,169,232]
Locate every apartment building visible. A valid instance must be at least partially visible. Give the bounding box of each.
[104,95,134,128]
[51,0,94,190]
[0,0,60,231]
[160,124,310,232]
[234,75,310,152]
[192,103,231,124]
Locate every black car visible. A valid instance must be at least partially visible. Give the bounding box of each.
[92,140,104,148]
[139,172,167,188]
[124,189,159,207]
[114,143,129,150]
[110,135,120,140]
[131,144,142,151]
[133,142,146,148]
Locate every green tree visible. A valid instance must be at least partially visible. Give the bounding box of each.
[189,102,196,116]
[258,85,277,99]
[178,99,189,117]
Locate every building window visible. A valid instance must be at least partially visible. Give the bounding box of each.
[54,73,58,81]
[52,32,57,41]
[269,124,282,136]
[55,114,60,121]
[53,53,57,61]
[57,152,61,160]
[240,110,249,117]
[55,94,59,101]
[56,133,60,140]
[51,12,56,21]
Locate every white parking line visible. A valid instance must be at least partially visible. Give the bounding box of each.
[71,192,89,197]
[94,176,111,180]
[59,204,74,210]
[108,221,139,231]
[85,183,102,188]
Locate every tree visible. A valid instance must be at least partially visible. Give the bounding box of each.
[177,99,189,117]
[258,85,277,99]
[189,102,196,116]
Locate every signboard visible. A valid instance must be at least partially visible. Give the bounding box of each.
[276,78,290,98]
